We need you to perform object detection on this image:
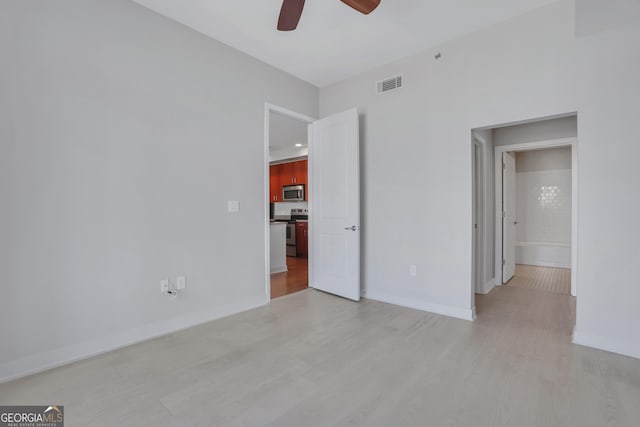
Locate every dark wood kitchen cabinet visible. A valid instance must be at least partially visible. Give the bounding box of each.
[292,160,307,187]
[296,222,308,258]
[278,160,307,187]
[270,160,308,202]
[269,163,284,202]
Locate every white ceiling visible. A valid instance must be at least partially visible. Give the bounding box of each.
[269,111,308,150]
[132,0,558,87]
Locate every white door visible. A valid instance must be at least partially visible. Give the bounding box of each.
[309,108,360,301]
[502,152,516,283]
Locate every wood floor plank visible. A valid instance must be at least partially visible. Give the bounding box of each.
[1,285,639,426]
[508,264,571,294]
[270,256,308,299]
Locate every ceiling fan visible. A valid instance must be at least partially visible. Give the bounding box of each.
[277,0,381,31]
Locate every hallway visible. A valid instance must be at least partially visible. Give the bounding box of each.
[477,264,575,329]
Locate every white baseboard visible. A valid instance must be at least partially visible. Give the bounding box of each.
[363,290,476,321]
[516,244,571,269]
[572,329,640,360]
[521,261,571,269]
[476,278,496,295]
[0,297,267,384]
[270,265,288,274]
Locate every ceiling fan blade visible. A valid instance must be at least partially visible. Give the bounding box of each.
[340,0,381,15]
[278,0,306,31]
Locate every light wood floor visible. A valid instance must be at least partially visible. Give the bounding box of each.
[507,264,571,295]
[270,256,308,299]
[1,286,639,426]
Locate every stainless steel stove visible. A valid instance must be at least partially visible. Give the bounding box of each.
[285,209,308,257]
[290,208,308,220]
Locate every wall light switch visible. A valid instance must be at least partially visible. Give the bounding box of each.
[177,276,186,290]
[160,279,169,293]
[228,200,239,213]
[409,265,417,277]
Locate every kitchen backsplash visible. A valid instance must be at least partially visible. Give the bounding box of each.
[274,201,308,216]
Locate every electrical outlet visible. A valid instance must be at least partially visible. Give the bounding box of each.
[160,279,170,293]
[409,265,417,277]
[176,276,186,290]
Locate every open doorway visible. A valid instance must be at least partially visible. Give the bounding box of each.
[472,115,578,318]
[265,105,314,300]
[265,104,362,303]
[495,139,577,297]
[498,146,574,293]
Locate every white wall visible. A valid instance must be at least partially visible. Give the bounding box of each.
[576,0,640,36]
[516,146,572,172]
[269,148,308,163]
[320,0,640,358]
[494,116,577,146]
[515,149,572,268]
[0,0,318,381]
[516,148,572,244]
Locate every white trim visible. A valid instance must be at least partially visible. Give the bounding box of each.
[571,142,578,296]
[517,241,570,247]
[494,137,578,297]
[264,105,271,301]
[263,103,315,302]
[573,329,640,360]
[363,290,476,321]
[0,298,267,384]
[474,112,577,131]
[307,122,314,289]
[519,261,570,269]
[476,278,496,295]
[266,103,316,124]
[472,136,486,298]
[473,133,487,145]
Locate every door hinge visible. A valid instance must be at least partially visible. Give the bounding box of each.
[502,161,506,170]
[502,259,506,266]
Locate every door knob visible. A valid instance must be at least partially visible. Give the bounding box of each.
[344,225,360,231]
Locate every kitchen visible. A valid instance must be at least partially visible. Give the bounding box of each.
[268,111,310,299]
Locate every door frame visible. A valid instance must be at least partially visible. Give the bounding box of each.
[494,137,578,296]
[501,151,517,284]
[472,136,486,295]
[264,103,315,302]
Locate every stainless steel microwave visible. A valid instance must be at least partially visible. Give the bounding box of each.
[283,184,305,202]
